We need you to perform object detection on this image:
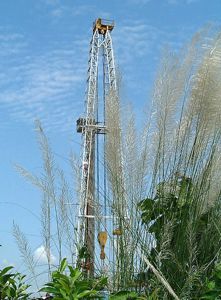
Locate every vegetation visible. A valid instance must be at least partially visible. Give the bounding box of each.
[0,266,30,299]
[200,263,221,299]
[105,27,221,298]
[40,258,107,299]
[138,175,221,298]
[0,262,159,299]
[14,120,80,283]
[11,26,221,299]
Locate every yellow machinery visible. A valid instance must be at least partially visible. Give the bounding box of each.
[93,18,114,34]
[98,231,108,260]
[113,228,122,236]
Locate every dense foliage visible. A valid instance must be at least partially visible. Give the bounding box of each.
[200,263,221,299]
[139,175,221,298]
[40,258,107,299]
[0,266,30,300]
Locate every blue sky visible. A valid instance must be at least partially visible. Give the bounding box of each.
[0,0,220,285]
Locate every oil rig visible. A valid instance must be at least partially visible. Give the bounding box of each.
[76,18,118,275]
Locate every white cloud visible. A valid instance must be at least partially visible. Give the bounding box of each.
[0,31,88,132]
[0,19,192,132]
[40,0,95,19]
[115,19,193,65]
[34,245,56,264]
[115,21,170,64]
[112,19,194,93]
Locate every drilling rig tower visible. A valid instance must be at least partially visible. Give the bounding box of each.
[76,18,117,275]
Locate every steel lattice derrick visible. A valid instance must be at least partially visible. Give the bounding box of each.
[76,19,117,275]
[103,30,117,93]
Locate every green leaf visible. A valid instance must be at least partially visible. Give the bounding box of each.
[77,289,98,298]
[59,258,67,273]
[40,286,61,295]
[207,281,216,290]
[0,266,14,276]
[110,291,139,300]
[69,267,82,283]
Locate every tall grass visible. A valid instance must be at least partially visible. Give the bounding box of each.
[15,121,80,282]
[14,26,221,299]
[104,27,221,298]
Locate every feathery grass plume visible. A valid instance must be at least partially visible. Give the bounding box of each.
[105,83,179,295]
[104,26,221,299]
[105,89,127,288]
[57,169,77,265]
[15,121,79,282]
[14,164,44,190]
[121,103,142,279]
[40,193,52,275]
[35,120,63,264]
[137,28,221,298]
[13,222,39,290]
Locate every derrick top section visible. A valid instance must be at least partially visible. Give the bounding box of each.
[93,18,114,34]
